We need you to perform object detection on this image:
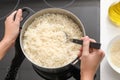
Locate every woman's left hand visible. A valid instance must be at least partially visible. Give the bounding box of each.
[4,9,22,43]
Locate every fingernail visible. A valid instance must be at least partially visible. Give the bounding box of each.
[18,9,22,11]
[14,10,17,12]
[86,36,89,38]
[84,36,89,41]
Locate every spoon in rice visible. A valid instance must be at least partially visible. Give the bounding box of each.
[63,32,101,49]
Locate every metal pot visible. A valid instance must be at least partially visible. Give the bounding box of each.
[20,7,86,74]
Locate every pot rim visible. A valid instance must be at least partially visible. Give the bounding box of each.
[20,7,86,70]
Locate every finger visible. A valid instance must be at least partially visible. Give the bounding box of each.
[15,9,22,23]
[78,51,82,60]
[78,47,83,57]
[78,51,82,58]
[90,38,96,42]
[81,36,93,53]
[82,36,90,55]
[80,36,85,40]
[80,47,83,52]
[7,11,17,21]
[89,48,93,53]
[81,36,95,42]
[89,38,98,52]
[81,37,96,42]
[97,49,105,58]
[20,17,23,21]
[81,37,97,53]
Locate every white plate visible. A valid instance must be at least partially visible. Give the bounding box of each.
[107,35,120,73]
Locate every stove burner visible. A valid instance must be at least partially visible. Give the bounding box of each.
[32,62,80,80]
[43,0,75,8]
[0,0,20,21]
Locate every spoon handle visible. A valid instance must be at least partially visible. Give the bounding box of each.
[71,39,101,49]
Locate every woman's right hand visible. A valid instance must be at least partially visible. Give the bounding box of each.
[79,36,105,80]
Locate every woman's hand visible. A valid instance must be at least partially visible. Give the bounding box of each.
[0,9,22,60]
[79,36,105,80]
[3,9,22,43]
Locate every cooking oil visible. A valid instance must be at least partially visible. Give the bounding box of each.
[108,2,120,26]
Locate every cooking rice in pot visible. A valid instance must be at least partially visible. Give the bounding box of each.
[23,13,82,68]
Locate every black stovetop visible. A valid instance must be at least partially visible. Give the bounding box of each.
[0,0,100,80]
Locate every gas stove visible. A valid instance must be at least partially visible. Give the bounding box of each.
[0,0,100,80]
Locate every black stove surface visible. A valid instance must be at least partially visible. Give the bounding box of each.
[0,0,100,80]
[32,63,80,80]
[0,0,20,21]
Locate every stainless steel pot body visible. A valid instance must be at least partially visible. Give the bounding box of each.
[20,7,86,73]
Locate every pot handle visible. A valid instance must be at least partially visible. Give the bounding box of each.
[4,35,25,80]
[71,57,80,65]
[20,7,35,29]
[4,7,35,80]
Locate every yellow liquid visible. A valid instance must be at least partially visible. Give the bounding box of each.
[108,2,120,26]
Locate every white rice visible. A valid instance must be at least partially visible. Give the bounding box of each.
[23,13,82,68]
[110,40,120,68]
